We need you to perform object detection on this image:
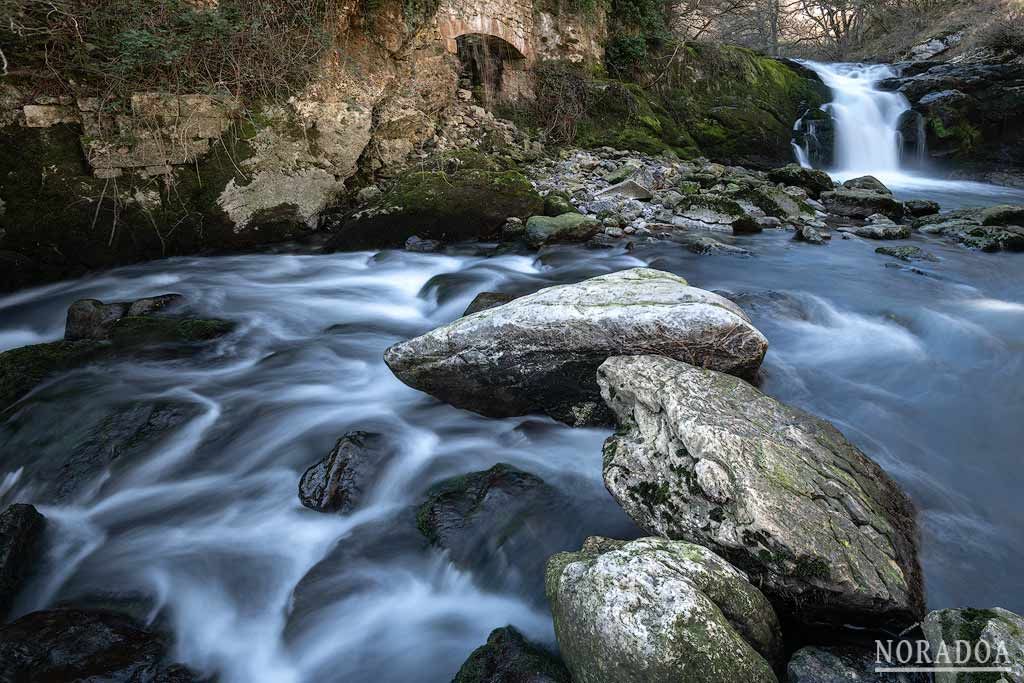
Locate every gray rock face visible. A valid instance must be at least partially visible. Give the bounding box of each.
[597,355,924,629]
[788,646,928,683]
[298,432,389,513]
[922,608,1024,683]
[453,626,571,683]
[840,219,912,240]
[822,189,905,220]
[384,268,768,425]
[524,213,601,247]
[65,294,185,340]
[0,504,46,619]
[546,536,781,683]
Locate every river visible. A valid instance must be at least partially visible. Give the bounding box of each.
[1,65,1023,683]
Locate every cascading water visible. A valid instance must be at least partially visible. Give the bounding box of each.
[797,62,912,176]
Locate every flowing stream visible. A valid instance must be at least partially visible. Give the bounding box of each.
[1,65,1024,683]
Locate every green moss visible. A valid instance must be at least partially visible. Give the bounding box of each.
[109,316,235,345]
[795,555,830,580]
[0,341,102,413]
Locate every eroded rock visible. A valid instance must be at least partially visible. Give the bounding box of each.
[598,355,924,629]
[299,432,390,514]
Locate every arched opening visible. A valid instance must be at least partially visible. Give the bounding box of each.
[455,33,531,104]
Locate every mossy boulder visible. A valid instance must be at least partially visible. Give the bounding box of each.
[0,340,104,414]
[453,626,570,683]
[546,536,782,683]
[821,189,906,220]
[332,169,543,250]
[598,355,925,630]
[767,164,834,198]
[981,204,1024,226]
[543,191,580,217]
[524,213,601,247]
[922,607,1024,683]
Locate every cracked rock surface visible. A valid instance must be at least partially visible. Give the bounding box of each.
[597,354,924,629]
[546,536,782,683]
[385,268,767,426]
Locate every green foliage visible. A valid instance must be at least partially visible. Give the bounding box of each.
[604,0,668,77]
[3,0,339,102]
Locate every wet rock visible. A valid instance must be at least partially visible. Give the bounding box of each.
[788,645,928,682]
[453,626,570,683]
[922,607,1024,683]
[981,204,1024,226]
[767,164,834,198]
[795,224,828,244]
[842,175,892,194]
[463,292,520,316]
[732,185,812,220]
[958,225,1024,252]
[821,189,905,220]
[65,294,185,340]
[671,232,751,256]
[841,219,912,240]
[543,192,579,217]
[416,464,579,601]
[404,235,442,253]
[299,432,390,514]
[0,340,102,413]
[875,245,938,262]
[384,268,768,426]
[524,213,601,248]
[0,607,198,681]
[673,194,753,233]
[0,504,46,619]
[597,355,924,629]
[546,536,781,683]
[903,199,940,217]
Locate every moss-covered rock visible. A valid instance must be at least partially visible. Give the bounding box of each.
[543,191,580,217]
[767,164,835,198]
[332,168,543,249]
[922,607,1024,683]
[453,626,571,683]
[546,536,782,683]
[0,341,104,414]
[525,213,601,247]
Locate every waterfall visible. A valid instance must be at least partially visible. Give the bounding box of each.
[796,62,913,177]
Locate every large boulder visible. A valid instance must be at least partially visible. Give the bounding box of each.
[0,607,198,681]
[65,294,185,340]
[298,431,391,513]
[546,536,782,683]
[842,175,892,194]
[384,268,768,426]
[524,213,601,248]
[767,164,834,198]
[915,210,1024,252]
[821,189,905,220]
[981,204,1024,226]
[453,626,571,683]
[922,608,1024,683]
[788,645,928,682]
[597,355,924,629]
[0,504,46,619]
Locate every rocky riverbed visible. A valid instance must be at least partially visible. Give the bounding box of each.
[1,144,1024,681]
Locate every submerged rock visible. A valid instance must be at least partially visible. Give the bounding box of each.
[384,268,768,425]
[462,292,520,317]
[546,536,781,683]
[0,504,46,619]
[416,464,580,602]
[822,189,906,220]
[524,213,601,247]
[876,245,938,262]
[598,355,924,629]
[922,607,1024,683]
[453,626,571,683]
[767,164,834,198]
[788,645,928,682]
[0,607,198,682]
[299,432,390,514]
[65,294,185,341]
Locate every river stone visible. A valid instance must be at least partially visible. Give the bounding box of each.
[788,646,929,682]
[981,204,1024,226]
[595,180,653,201]
[0,504,46,619]
[922,608,1024,683]
[298,431,389,513]
[65,294,185,340]
[903,199,940,217]
[545,536,782,683]
[453,626,571,683]
[543,192,580,217]
[597,355,924,629]
[767,164,834,198]
[843,175,892,194]
[0,607,198,682]
[876,245,938,262]
[822,189,906,220]
[463,292,520,316]
[524,213,601,247]
[416,463,579,602]
[841,222,912,240]
[795,224,828,244]
[384,268,768,426]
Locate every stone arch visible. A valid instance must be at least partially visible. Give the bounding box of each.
[436,16,532,62]
[454,33,532,103]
